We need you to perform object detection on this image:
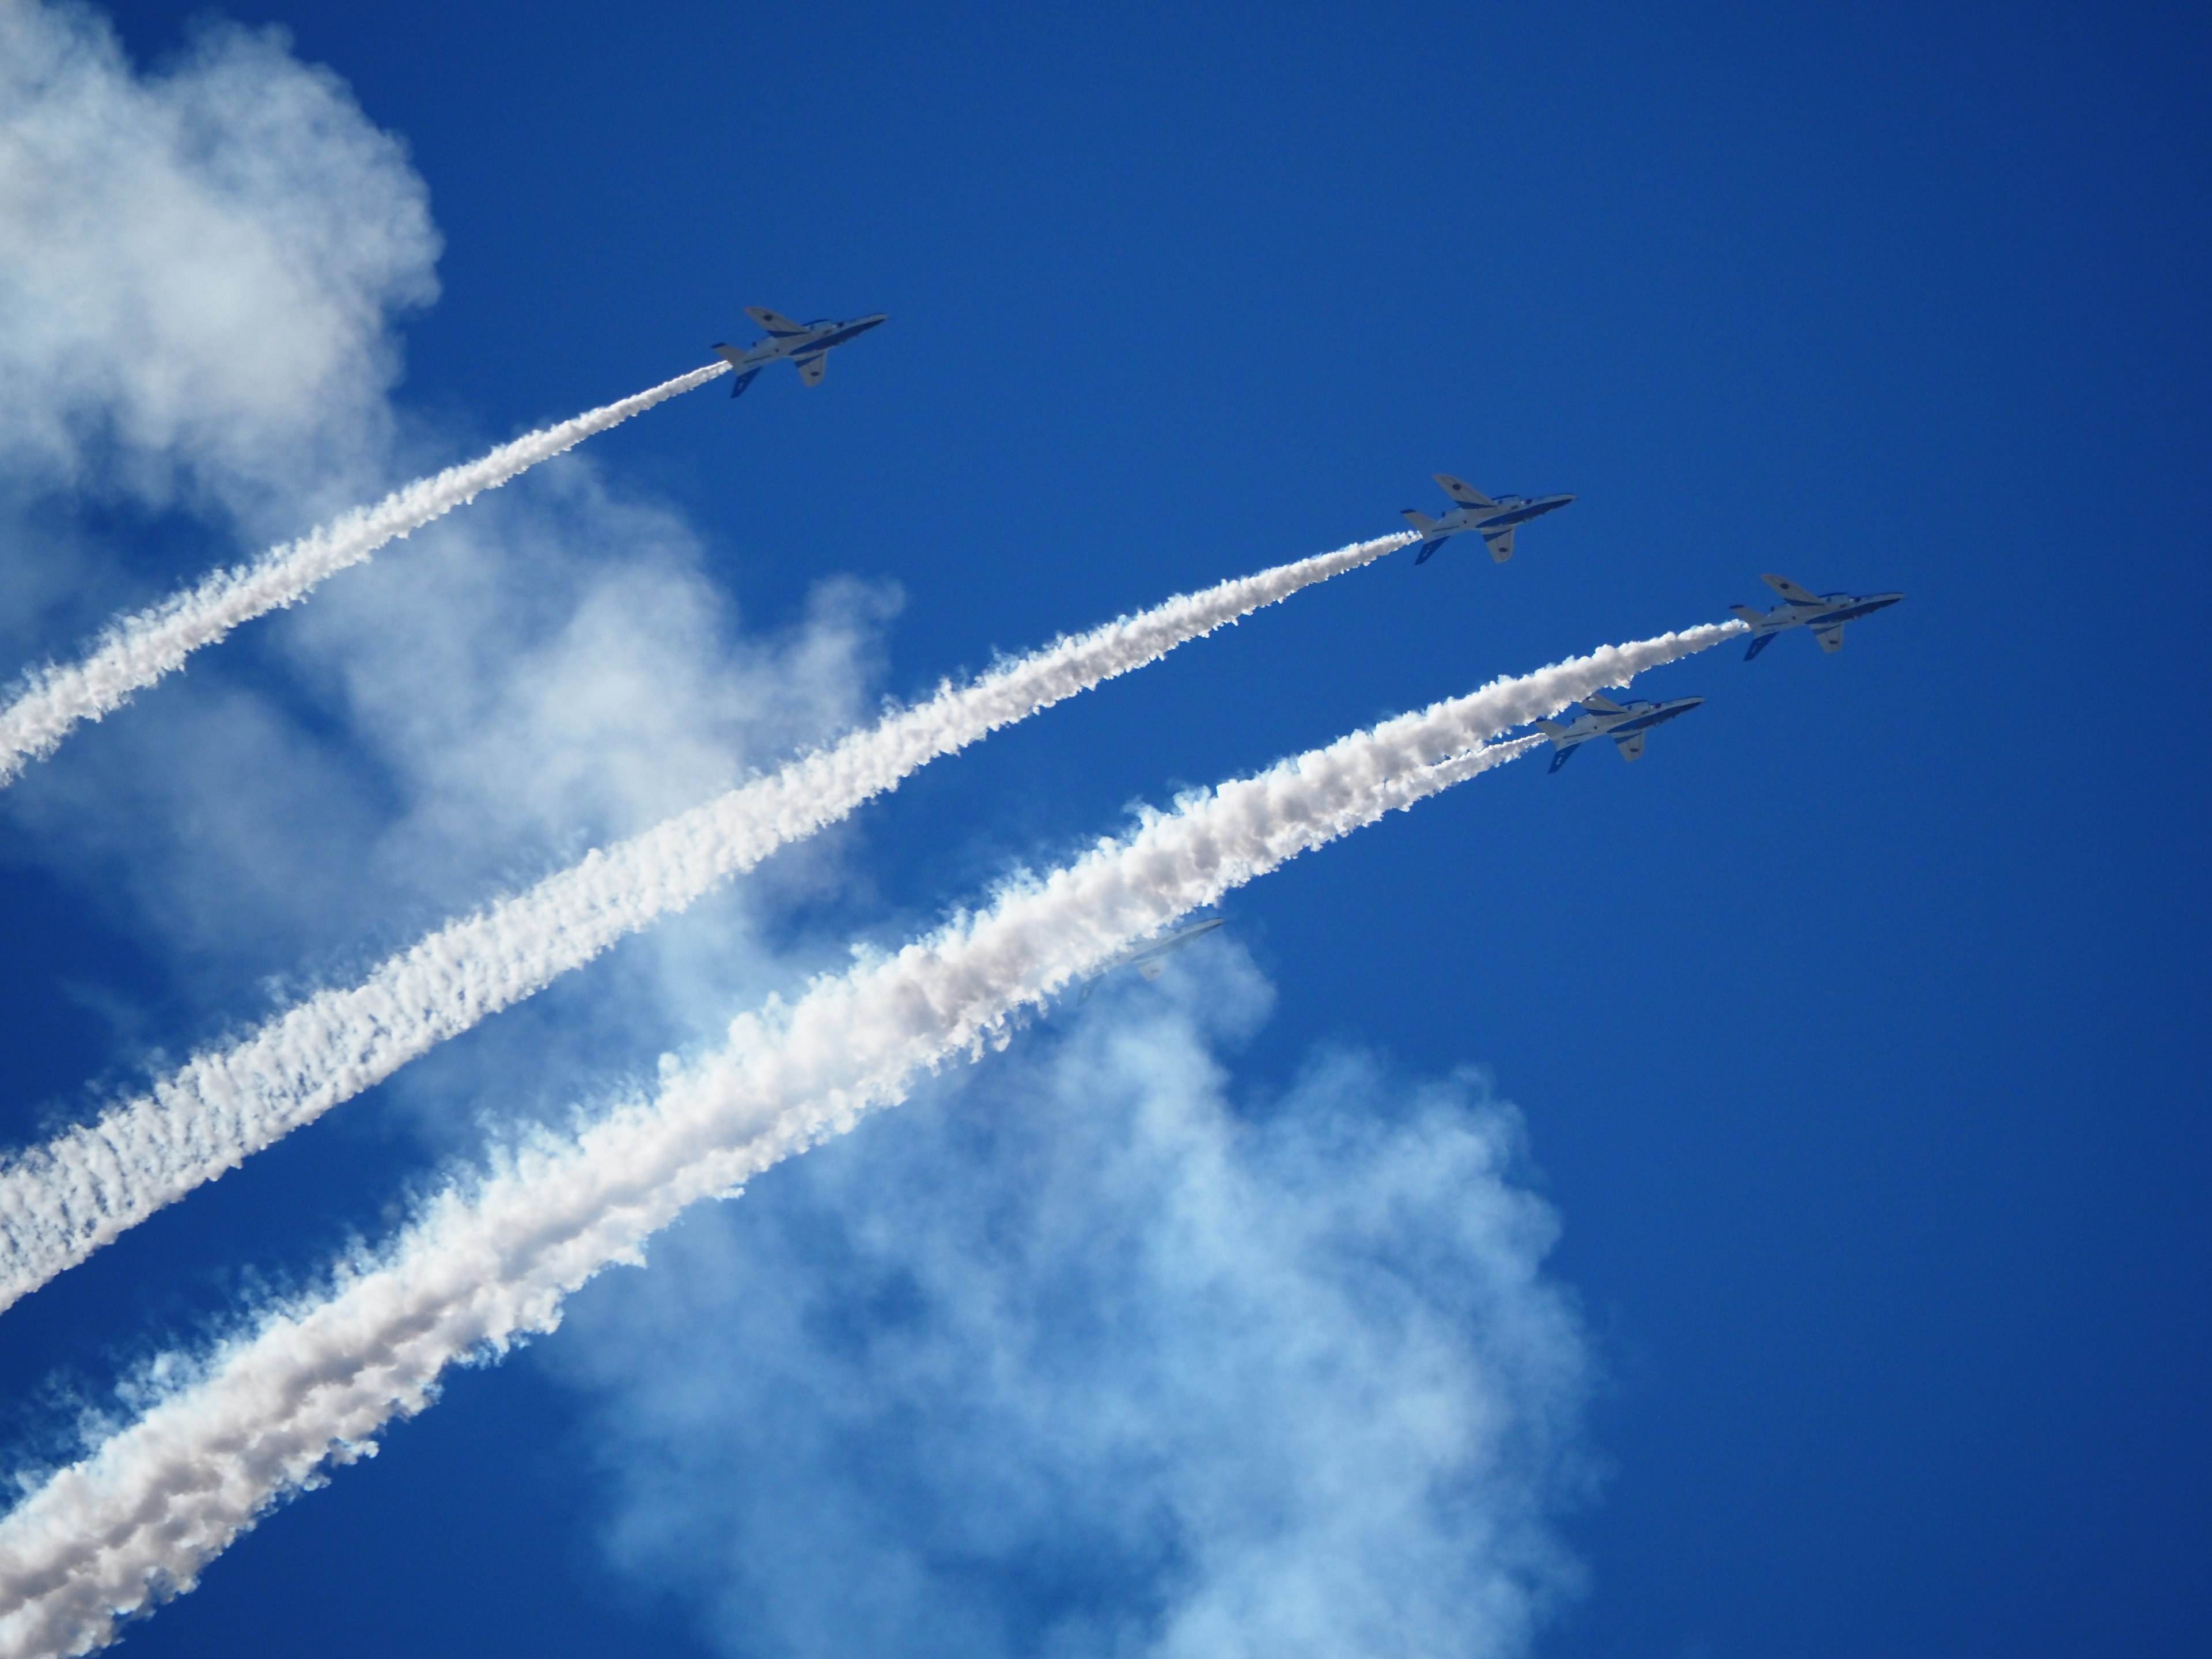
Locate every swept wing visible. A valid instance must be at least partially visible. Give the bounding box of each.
[745,306,810,336]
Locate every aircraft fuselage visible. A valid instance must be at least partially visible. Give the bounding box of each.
[1429,493,1574,538]
[722,313,888,372]
[1535,695,1705,770]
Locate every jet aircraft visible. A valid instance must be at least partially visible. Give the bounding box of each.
[1080,915,1225,1000]
[711,306,888,397]
[1400,474,1575,565]
[1532,693,1705,771]
[1731,575,1904,659]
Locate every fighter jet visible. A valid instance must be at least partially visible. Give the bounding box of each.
[711,306,888,397]
[1531,693,1705,771]
[1731,575,1904,660]
[1080,915,1225,1001]
[1400,474,1575,565]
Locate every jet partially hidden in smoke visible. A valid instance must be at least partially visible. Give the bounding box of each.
[713,306,888,397]
[1081,914,1225,1000]
[1532,692,1704,771]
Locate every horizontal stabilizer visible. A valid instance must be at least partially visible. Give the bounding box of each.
[1614,730,1647,762]
[1401,508,1437,531]
[1435,474,1498,509]
[1815,624,1846,653]
[1730,604,1766,626]
[1547,743,1577,772]
[728,368,762,399]
[1743,632,1774,661]
[745,306,809,336]
[1532,718,1567,740]
[1413,532,1449,566]
[1580,692,1626,714]
[1483,525,1515,563]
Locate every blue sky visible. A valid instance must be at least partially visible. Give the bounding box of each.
[0,1,2207,1654]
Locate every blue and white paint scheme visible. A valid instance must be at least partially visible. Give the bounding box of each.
[1080,914,1225,1001]
[1731,574,1904,660]
[711,306,889,397]
[1531,692,1705,772]
[1400,474,1575,565]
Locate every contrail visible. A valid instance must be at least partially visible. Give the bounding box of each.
[0,533,1418,1314]
[0,362,730,787]
[0,620,1741,1658]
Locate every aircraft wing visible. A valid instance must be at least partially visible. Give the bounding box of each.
[1815,624,1847,653]
[1613,731,1647,762]
[795,353,827,387]
[1482,525,1516,563]
[1435,474,1499,509]
[1139,960,1166,981]
[1762,573,1825,605]
[745,306,810,336]
[1580,692,1627,714]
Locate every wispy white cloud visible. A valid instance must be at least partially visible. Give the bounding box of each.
[558,960,1594,1659]
[0,1,437,520]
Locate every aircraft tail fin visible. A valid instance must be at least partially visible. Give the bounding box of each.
[1743,631,1774,661]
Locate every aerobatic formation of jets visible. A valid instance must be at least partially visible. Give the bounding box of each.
[715,305,1904,976]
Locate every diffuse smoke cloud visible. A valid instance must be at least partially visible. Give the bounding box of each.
[0,621,1738,1658]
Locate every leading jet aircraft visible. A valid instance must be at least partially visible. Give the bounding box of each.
[1400,474,1575,565]
[1080,915,1225,1001]
[1532,693,1704,771]
[711,306,888,397]
[1731,574,1904,660]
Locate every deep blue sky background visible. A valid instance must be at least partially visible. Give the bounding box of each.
[2,1,2208,1654]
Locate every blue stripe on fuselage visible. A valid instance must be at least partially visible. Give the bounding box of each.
[1607,704,1691,733]
[1809,595,1902,624]
[1479,497,1569,528]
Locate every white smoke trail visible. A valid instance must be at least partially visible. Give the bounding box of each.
[0,619,1740,1658]
[0,533,1416,1313]
[0,362,729,786]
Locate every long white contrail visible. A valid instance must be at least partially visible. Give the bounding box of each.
[0,533,1418,1314]
[0,362,730,787]
[0,619,1741,1658]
